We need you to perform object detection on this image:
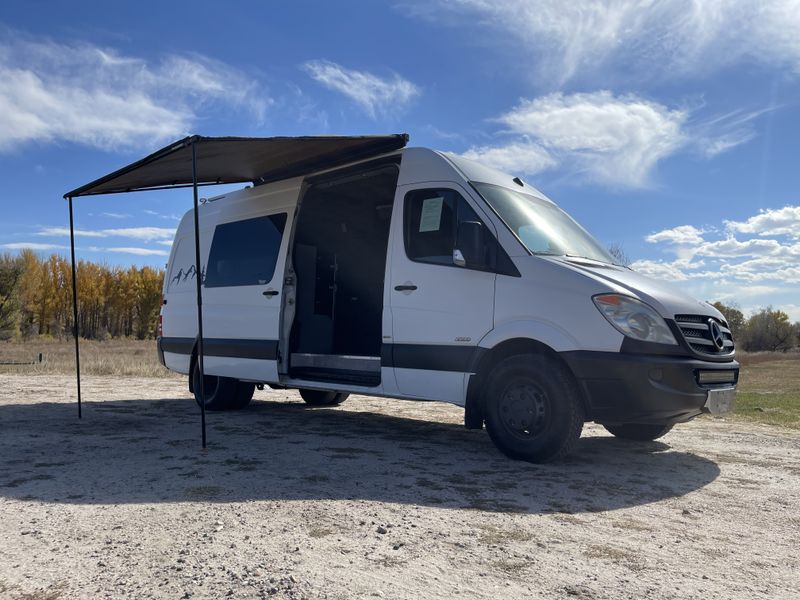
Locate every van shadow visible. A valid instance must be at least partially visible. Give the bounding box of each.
[0,395,720,513]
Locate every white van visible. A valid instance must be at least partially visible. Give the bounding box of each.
[158,147,738,462]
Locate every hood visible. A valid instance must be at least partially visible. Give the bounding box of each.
[543,256,723,320]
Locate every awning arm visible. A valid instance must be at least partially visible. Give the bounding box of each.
[68,196,82,418]
[191,141,208,448]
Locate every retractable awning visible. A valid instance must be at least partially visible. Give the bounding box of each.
[65,134,409,198]
[63,133,409,448]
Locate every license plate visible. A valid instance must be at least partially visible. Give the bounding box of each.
[704,387,736,414]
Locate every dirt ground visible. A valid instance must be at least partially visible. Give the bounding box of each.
[0,375,798,600]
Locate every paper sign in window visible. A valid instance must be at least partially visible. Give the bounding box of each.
[419,197,444,232]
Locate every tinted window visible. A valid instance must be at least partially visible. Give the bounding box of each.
[205,213,287,287]
[404,188,484,266]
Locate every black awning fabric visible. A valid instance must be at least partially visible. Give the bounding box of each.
[64,134,409,198]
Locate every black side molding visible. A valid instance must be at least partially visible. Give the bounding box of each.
[159,337,278,361]
[381,343,485,373]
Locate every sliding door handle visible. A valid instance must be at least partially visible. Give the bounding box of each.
[394,284,418,292]
[262,290,279,297]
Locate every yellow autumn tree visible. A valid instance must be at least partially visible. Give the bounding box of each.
[10,252,164,340]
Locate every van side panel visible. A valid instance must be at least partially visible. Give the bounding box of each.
[160,226,213,374]
[160,181,300,383]
[386,176,498,404]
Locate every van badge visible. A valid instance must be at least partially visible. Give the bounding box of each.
[455,336,471,342]
[708,319,725,351]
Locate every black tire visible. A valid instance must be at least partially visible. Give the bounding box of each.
[192,361,254,411]
[483,354,584,463]
[299,388,349,406]
[603,423,673,441]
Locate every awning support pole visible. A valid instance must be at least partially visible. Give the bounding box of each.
[191,141,207,448]
[68,196,82,418]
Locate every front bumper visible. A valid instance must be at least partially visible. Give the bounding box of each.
[561,351,739,426]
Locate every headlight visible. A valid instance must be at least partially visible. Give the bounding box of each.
[593,294,677,345]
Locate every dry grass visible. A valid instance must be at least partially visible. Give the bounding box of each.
[736,350,800,367]
[732,352,800,429]
[0,338,177,378]
[1,340,798,428]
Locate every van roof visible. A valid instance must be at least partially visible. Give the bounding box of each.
[441,152,548,200]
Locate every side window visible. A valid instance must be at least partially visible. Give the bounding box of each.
[205,213,287,287]
[404,188,491,269]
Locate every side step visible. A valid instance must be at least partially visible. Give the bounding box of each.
[289,353,381,387]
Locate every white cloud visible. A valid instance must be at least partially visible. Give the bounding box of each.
[646,225,706,246]
[0,30,270,152]
[629,259,691,282]
[717,285,782,299]
[725,206,800,239]
[102,227,176,242]
[408,1,800,84]
[459,141,555,175]
[101,212,131,219]
[464,91,687,187]
[697,131,755,158]
[303,60,419,118]
[0,242,67,251]
[143,210,181,221]
[635,204,800,310]
[457,91,768,186]
[100,247,169,257]
[779,304,800,322]
[36,227,106,238]
[37,226,175,242]
[695,238,786,258]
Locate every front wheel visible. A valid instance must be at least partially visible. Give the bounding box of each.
[192,362,254,411]
[299,389,349,406]
[603,423,673,441]
[483,354,584,463]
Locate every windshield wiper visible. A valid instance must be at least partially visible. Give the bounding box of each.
[565,254,629,269]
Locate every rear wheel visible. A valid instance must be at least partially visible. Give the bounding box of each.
[603,423,673,441]
[299,388,349,406]
[483,354,583,463]
[192,361,254,411]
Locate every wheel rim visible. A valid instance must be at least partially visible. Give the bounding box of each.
[498,381,549,440]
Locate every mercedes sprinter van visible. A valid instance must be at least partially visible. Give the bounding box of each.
[158,147,738,462]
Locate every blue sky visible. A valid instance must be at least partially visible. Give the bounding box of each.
[1,1,799,319]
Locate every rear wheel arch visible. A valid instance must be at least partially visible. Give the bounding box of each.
[465,337,586,429]
[191,355,255,411]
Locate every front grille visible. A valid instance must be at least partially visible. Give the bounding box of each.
[675,314,735,356]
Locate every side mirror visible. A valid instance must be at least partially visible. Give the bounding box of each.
[455,220,487,269]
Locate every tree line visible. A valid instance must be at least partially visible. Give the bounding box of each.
[0,251,798,350]
[712,302,799,352]
[0,251,163,341]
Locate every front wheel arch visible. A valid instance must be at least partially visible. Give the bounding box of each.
[465,338,586,429]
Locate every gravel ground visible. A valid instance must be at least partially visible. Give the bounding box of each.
[0,374,798,600]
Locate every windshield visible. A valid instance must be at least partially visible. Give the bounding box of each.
[473,182,618,265]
